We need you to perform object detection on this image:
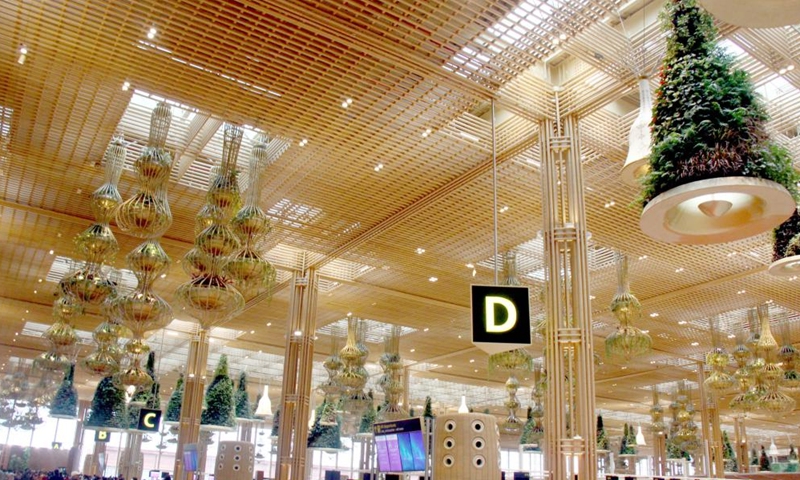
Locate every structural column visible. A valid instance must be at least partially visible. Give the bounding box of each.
[697,364,711,476]
[275,266,319,480]
[174,328,210,480]
[652,433,666,476]
[734,416,748,471]
[541,113,597,480]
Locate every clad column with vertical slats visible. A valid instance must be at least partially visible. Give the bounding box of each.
[275,265,319,480]
[541,114,597,480]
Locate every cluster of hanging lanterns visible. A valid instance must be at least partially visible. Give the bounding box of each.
[114,101,175,391]
[667,381,701,454]
[377,326,406,421]
[521,367,545,446]
[726,305,797,416]
[605,253,651,360]
[176,124,248,328]
[337,316,371,416]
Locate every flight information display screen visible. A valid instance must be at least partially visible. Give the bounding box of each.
[373,418,427,472]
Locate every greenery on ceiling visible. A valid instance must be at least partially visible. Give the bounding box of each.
[641,0,798,205]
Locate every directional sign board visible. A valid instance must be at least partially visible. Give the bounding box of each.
[471,285,531,355]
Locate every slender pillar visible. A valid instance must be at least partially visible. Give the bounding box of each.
[120,432,144,480]
[68,400,91,474]
[652,433,666,476]
[275,267,319,480]
[707,395,724,476]
[697,364,711,476]
[174,329,210,480]
[734,416,748,471]
[541,113,597,480]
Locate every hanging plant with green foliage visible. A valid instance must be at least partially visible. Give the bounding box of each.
[166,373,184,423]
[722,430,737,472]
[50,364,79,419]
[307,399,342,451]
[641,0,798,205]
[200,354,235,430]
[596,415,610,451]
[270,408,281,438]
[358,390,377,436]
[86,375,127,430]
[234,370,252,421]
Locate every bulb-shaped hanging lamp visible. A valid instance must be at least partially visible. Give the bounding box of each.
[458,395,469,414]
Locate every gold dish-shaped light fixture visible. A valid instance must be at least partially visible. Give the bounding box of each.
[640,177,795,245]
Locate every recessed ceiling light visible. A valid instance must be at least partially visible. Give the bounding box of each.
[373,163,384,172]
[416,248,425,254]
[465,263,474,269]
[48,250,54,255]
[589,295,596,300]
[122,81,130,91]
[780,68,788,75]
[675,268,684,273]
[293,330,302,336]
[341,101,349,108]
[410,348,415,353]
[727,334,736,339]
[469,359,475,363]
[620,366,627,370]
[649,313,659,318]
[422,128,432,138]
[638,255,648,260]
[499,206,509,213]
[737,290,746,294]
[428,276,438,282]
[160,273,167,278]
[423,328,429,332]
[474,369,478,373]
[691,342,699,346]
[642,330,649,334]
[457,335,461,339]
[250,330,255,334]
[266,322,272,327]
[678,320,687,325]
[447,365,452,368]
[17,45,27,64]
[298,138,308,147]
[33,290,37,294]
[346,98,353,105]
[603,200,616,208]
[37,278,42,283]
[147,27,157,40]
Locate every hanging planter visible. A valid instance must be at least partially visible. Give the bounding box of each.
[621,78,654,185]
[769,209,800,276]
[698,0,800,28]
[639,0,797,245]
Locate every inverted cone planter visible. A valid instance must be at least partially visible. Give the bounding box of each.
[698,0,800,28]
[769,255,800,277]
[640,177,794,245]
[49,413,79,420]
[200,423,236,432]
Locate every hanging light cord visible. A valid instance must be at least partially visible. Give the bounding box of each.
[491,99,499,285]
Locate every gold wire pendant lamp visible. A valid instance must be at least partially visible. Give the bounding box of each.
[605,253,651,359]
[176,124,245,329]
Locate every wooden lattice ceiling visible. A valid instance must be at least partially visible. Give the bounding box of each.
[1,0,800,445]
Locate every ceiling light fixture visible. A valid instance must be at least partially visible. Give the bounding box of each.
[650,313,659,318]
[675,268,684,273]
[691,342,699,346]
[147,27,157,40]
[17,45,27,65]
[638,255,648,260]
[416,248,425,254]
[122,81,131,91]
[422,128,432,138]
[298,138,308,147]
[373,163,384,172]
[499,205,509,213]
[428,276,438,282]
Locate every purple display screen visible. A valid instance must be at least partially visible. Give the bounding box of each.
[373,418,426,472]
[183,444,199,472]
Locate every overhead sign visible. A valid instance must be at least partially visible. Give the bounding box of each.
[51,442,62,450]
[471,285,531,355]
[137,409,162,432]
[94,430,110,443]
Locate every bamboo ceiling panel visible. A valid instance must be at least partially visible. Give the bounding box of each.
[4,0,800,439]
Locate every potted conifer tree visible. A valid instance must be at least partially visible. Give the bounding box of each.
[640,0,797,245]
[50,364,79,419]
[200,355,235,431]
[270,408,280,439]
[357,391,377,438]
